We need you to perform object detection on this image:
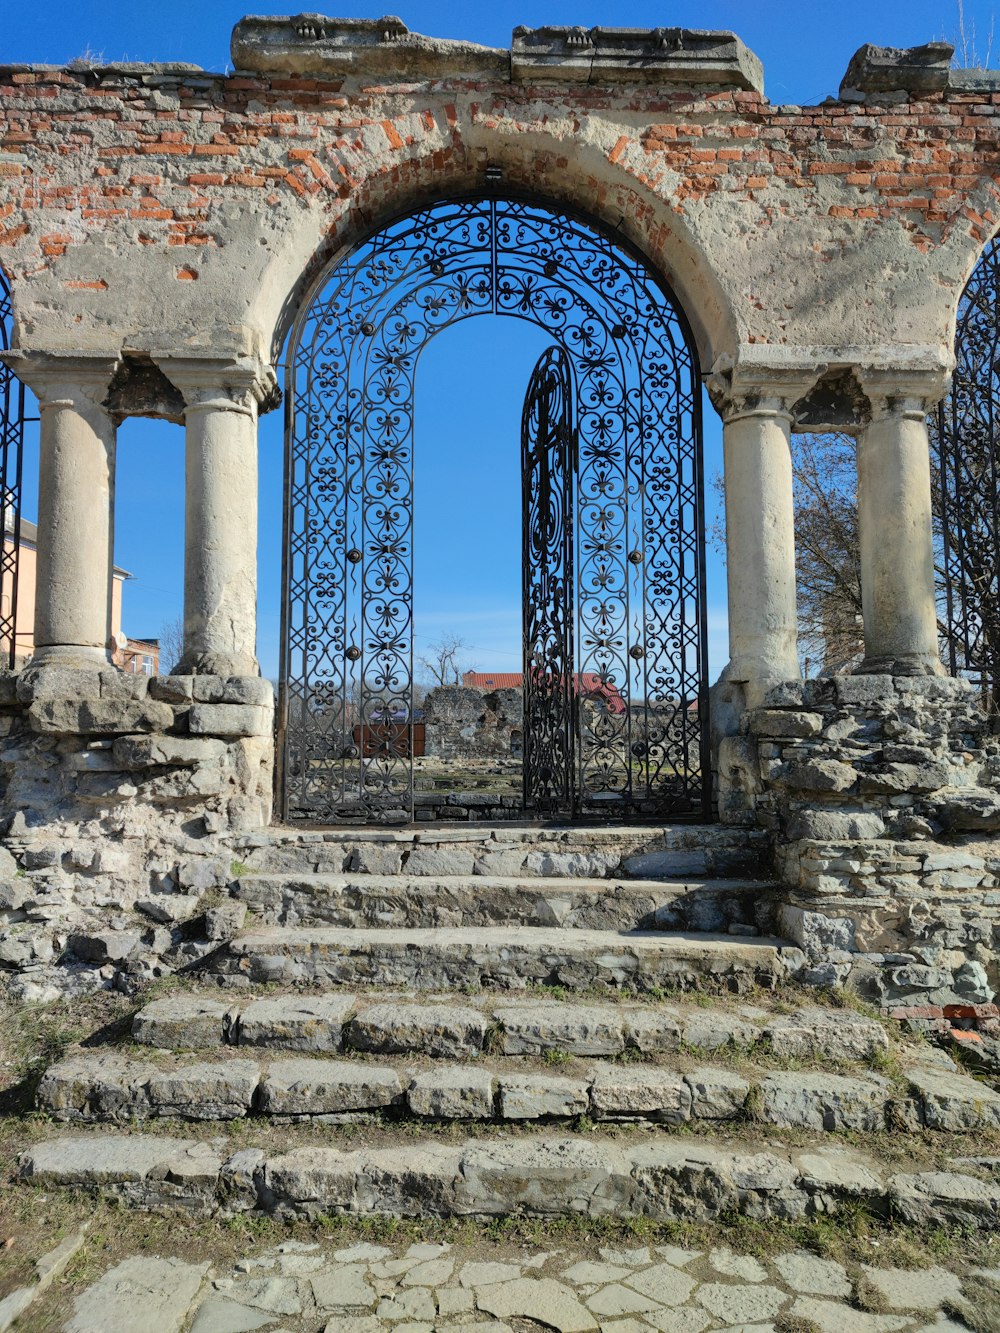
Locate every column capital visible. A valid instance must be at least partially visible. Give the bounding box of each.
[708,352,818,425]
[857,366,952,419]
[152,353,279,418]
[0,349,120,410]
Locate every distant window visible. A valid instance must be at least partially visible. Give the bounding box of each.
[142,655,154,676]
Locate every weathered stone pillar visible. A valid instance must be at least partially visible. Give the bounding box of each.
[162,358,276,677]
[719,396,801,701]
[856,376,946,675]
[3,354,120,667]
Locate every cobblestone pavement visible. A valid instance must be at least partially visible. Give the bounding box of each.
[9,1231,996,1332]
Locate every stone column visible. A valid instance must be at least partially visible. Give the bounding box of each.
[856,379,945,675]
[719,396,801,701]
[2,354,120,667]
[161,358,276,677]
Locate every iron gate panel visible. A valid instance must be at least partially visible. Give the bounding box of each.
[0,272,24,670]
[522,345,576,815]
[282,195,709,823]
[933,234,1000,710]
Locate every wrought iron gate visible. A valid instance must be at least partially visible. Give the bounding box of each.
[522,346,576,815]
[0,272,25,670]
[933,233,1000,710]
[282,194,709,824]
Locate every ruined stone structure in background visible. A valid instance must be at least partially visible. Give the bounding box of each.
[0,19,1000,1014]
[422,686,523,761]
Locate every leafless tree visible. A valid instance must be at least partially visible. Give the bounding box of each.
[954,0,995,69]
[157,614,184,674]
[790,433,864,674]
[418,636,470,686]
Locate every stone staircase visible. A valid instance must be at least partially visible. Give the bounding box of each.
[18,823,1000,1231]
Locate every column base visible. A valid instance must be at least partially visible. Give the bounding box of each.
[29,645,113,669]
[854,653,945,677]
[175,651,260,678]
[719,656,802,710]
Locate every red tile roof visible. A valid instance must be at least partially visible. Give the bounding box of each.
[463,671,626,714]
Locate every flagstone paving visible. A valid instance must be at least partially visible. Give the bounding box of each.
[9,1232,994,1332]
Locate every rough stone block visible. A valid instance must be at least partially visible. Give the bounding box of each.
[188,703,272,738]
[682,1009,762,1051]
[764,1008,889,1061]
[758,1071,889,1131]
[237,995,356,1052]
[907,1062,1000,1130]
[685,1068,750,1119]
[29,699,174,735]
[205,901,247,941]
[408,1067,494,1119]
[112,735,226,768]
[459,1137,630,1216]
[784,809,886,841]
[497,1003,625,1056]
[133,996,236,1049]
[148,675,196,703]
[590,1066,691,1123]
[145,1060,259,1119]
[346,1002,487,1058]
[498,1074,589,1119]
[748,710,824,738]
[69,929,142,964]
[258,1059,403,1116]
[624,1007,684,1053]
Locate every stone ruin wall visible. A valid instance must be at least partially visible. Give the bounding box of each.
[422,686,522,761]
[2,25,1000,1005]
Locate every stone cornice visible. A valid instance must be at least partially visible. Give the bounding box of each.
[229,15,764,91]
[152,354,280,418]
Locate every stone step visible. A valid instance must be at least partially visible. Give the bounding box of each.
[234,872,775,932]
[36,1044,999,1133]
[131,991,891,1064]
[234,823,766,880]
[20,1128,1000,1230]
[209,926,801,993]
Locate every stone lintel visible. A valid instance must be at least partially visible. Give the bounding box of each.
[840,41,953,98]
[230,14,508,79]
[511,25,764,92]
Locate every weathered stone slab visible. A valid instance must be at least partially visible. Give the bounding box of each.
[907,1062,1000,1130]
[459,1138,632,1217]
[685,1067,750,1119]
[682,1008,763,1050]
[498,1074,589,1120]
[624,1007,683,1053]
[22,1134,203,1186]
[758,1071,889,1132]
[347,1002,486,1058]
[258,1059,402,1116]
[145,1060,259,1119]
[189,703,271,738]
[64,1257,210,1333]
[765,1007,889,1061]
[37,1052,154,1121]
[112,735,226,768]
[133,995,236,1049]
[475,1276,597,1331]
[264,1147,359,1214]
[589,1067,691,1123]
[496,1003,625,1056]
[408,1068,494,1119]
[237,994,356,1052]
[29,699,174,735]
[890,1170,1000,1228]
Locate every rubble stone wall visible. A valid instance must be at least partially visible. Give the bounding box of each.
[718,674,1000,1007]
[422,686,522,761]
[0,665,273,996]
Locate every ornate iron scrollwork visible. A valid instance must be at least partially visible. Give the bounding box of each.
[282,195,708,823]
[522,345,576,815]
[0,272,25,670]
[932,235,1000,710]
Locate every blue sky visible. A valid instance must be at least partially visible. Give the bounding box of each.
[6,1,993,681]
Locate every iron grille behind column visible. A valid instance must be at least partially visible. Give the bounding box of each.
[522,345,576,815]
[282,194,709,824]
[932,234,1000,711]
[0,272,25,670]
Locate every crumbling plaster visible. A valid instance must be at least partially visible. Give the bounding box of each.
[0,28,998,401]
